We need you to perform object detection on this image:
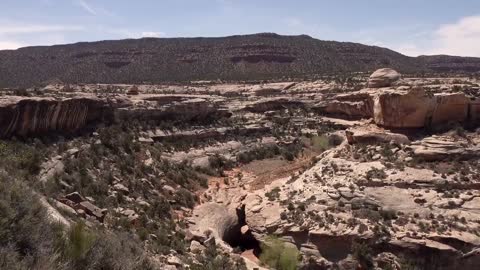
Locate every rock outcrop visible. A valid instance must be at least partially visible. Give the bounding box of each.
[0,96,108,137]
[58,192,106,222]
[244,98,304,113]
[410,135,480,161]
[373,89,472,128]
[368,68,401,88]
[346,126,410,145]
[314,100,372,120]
[312,69,478,129]
[314,92,374,120]
[0,94,232,138]
[188,203,247,249]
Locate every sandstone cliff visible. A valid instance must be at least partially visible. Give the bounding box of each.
[0,94,231,138]
[0,96,108,137]
[373,90,473,128]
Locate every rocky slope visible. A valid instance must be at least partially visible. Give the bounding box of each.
[1,33,480,88]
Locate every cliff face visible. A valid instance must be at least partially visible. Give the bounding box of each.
[373,90,474,128]
[0,94,231,138]
[114,96,231,123]
[0,97,109,137]
[316,87,477,129]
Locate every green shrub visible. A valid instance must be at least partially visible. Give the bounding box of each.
[0,174,64,269]
[259,236,299,270]
[81,231,154,270]
[190,243,247,270]
[61,222,96,262]
[0,140,45,178]
[310,135,331,152]
[265,187,281,201]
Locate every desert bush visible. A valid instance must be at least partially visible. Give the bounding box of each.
[174,188,197,208]
[190,244,247,270]
[310,135,331,152]
[0,140,44,177]
[280,142,303,161]
[265,187,281,201]
[259,236,299,270]
[0,245,33,270]
[0,174,64,269]
[208,154,234,175]
[69,229,154,270]
[351,241,374,269]
[0,168,153,270]
[237,144,280,164]
[61,222,96,262]
[366,167,387,180]
[380,209,398,220]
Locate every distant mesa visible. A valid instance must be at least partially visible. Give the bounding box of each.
[1,33,480,88]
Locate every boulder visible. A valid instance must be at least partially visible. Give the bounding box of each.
[113,183,130,194]
[368,68,401,88]
[346,126,410,145]
[41,197,71,228]
[244,98,303,113]
[314,100,373,119]
[162,185,176,194]
[374,252,401,270]
[65,192,85,204]
[55,201,77,216]
[189,240,205,253]
[166,255,182,266]
[79,201,105,222]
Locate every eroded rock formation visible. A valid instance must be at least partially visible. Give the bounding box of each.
[373,89,472,128]
[316,68,478,129]
[0,96,108,137]
[0,94,231,138]
[368,68,401,88]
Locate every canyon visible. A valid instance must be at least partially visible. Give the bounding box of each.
[2,68,480,269]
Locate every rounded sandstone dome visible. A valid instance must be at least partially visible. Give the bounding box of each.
[368,68,401,88]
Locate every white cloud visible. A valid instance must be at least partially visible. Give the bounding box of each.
[384,15,480,57]
[357,38,386,48]
[0,41,26,50]
[0,22,85,50]
[285,17,303,28]
[141,31,165,38]
[76,0,97,15]
[430,15,480,57]
[394,43,428,57]
[0,25,84,35]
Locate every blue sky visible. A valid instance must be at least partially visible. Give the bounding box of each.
[1,0,480,56]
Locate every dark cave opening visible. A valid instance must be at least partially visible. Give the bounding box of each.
[221,205,262,258]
